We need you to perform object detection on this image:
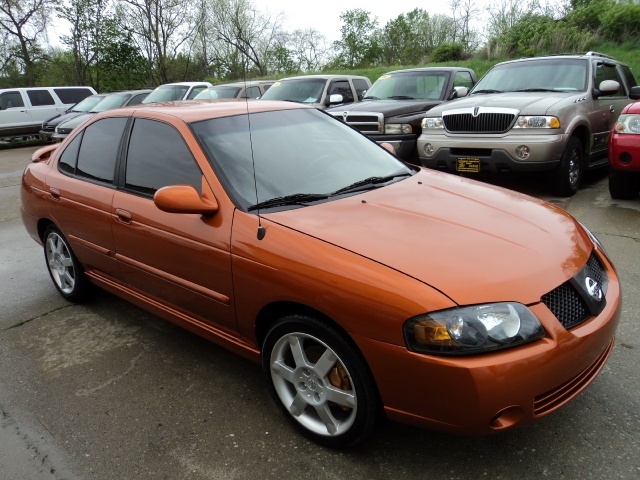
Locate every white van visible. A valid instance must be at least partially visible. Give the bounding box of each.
[0,86,97,140]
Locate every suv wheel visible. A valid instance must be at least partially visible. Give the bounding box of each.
[553,137,583,197]
[609,168,639,199]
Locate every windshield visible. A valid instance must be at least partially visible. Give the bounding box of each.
[472,59,588,93]
[71,95,105,112]
[195,87,241,99]
[142,85,190,103]
[365,72,449,100]
[191,108,412,211]
[91,94,128,112]
[259,79,326,104]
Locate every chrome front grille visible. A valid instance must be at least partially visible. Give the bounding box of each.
[331,111,383,134]
[542,251,608,330]
[443,112,516,133]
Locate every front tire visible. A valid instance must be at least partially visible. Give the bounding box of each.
[608,168,639,199]
[553,137,583,197]
[262,315,381,448]
[43,225,91,302]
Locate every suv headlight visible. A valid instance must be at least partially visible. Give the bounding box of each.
[404,302,545,355]
[614,114,640,134]
[385,124,412,134]
[513,116,560,129]
[421,117,444,130]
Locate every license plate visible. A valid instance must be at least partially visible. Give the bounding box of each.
[456,157,480,173]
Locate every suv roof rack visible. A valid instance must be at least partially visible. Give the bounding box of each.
[585,51,615,59]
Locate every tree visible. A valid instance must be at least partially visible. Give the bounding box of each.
[332,9,380,68]
[0,0,49,86]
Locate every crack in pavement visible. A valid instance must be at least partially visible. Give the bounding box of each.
[2,304,75,332]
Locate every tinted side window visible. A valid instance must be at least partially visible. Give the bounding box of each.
[352,79,369,100]
[454,71,474,89]
[0,91,24,109]
[54,88,93,104]
[128,93,148,105]
[329,80,354,103]
[621,65,637,89]
[76,117,128,184]
[125,118,202,196]
[27,90,55,106]
[58,132,83,175]
[187,86,207,99]
[243,86,260,98]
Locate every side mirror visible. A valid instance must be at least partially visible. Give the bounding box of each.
[31,144,59,163]
[451,86,469,99]
[594,79,620,98]
[630,85,640,101]
[380,142,396,155]
[154,185,218,216]
[328,94,344,106]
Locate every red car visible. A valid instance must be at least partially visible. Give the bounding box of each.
[609,85,640,198]
[21,101,621,448]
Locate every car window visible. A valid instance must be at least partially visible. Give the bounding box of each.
[454,71,474,89]
[76,117,128,184]
[352,79,369,100]
[260,79,326,104]
[142,85,190,103]
[54,88,93,104]
[243,86,260,98]
[594,63,624,96]
[27,90,55,106]
[58,133,83,175]
[125,118,202,196]
[0,91,24,109]
[620,65,637,89]
[187,86,208,99]
[127,93,149,105]
[329,81,354,103]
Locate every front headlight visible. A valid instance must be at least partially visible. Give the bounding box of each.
[513,115,560,129]
[404,302,545,355]
[614,114,640,134]
[421,117,444,130]
[384,123,412,134]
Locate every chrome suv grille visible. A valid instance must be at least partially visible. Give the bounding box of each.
[330,111,383,134]
[541,252,608,330]
[442,107,519,133]
[41,122,55,132]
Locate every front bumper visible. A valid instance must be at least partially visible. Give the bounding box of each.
[353,253,621,435]
[367,133,417,161]
[418,132,569,173]
[609,133,640,171]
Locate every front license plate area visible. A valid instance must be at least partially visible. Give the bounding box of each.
[456,157,480,173]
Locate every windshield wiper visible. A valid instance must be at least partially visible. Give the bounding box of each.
[512,88,557,92]
[387,95,415,100]
[331,172,412,196]
[472,89,503,94]
[248,193,329,211]
[362,95,380,100]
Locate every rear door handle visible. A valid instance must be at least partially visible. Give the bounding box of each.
[49,187,60,200]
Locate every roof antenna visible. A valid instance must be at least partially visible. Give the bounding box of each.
[242,51,266,240]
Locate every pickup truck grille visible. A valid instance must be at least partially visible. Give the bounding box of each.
[330,111,383,134]
[442,107,519,133]
[41,122,55,133]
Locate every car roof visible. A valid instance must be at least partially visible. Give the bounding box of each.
[494,52,628,67]
[104,99,309,123]
[278,74,369,81]
[210,80,275,88]
[155,82,213,87]
[384,67,474,75]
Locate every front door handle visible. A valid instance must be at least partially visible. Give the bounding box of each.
[115,208,132,224]
[49,187,60,200]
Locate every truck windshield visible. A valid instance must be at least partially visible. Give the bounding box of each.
[365,72,449,100]
[260,79,326,104]
[472,59,588,93]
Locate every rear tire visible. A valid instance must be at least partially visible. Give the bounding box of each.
[608,168,639,199]
[553,137,583,197]
[262,315,381,448]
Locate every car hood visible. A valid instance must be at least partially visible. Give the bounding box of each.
[59,113,94,129]
[328,99,443,118]
[430,92,577,116]
[622,100,640,115]
[46,111,86,127]
[265,169,592,306]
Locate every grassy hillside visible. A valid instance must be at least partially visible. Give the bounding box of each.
[324,42,640,84]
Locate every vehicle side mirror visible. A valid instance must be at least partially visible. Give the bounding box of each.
[380,142,396,155]
[451,86,469,99]
[154,185,218,216]
[328,94,344,106]
[630,85,640,100]
[594,79,620,98]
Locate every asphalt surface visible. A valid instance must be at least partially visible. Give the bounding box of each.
[1,145,639,479]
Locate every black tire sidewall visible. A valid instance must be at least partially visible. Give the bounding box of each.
[554,137,583,197]
[261,315,381,448]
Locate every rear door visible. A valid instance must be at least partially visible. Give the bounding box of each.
[111,116,237,334]
[0,90,33,136]
[26,89,64,124]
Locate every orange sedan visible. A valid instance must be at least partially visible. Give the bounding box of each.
[21,100,621,448]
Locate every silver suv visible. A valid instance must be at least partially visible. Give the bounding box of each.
[418,52,638,196]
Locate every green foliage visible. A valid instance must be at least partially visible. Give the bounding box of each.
[332,9,381,69]
[600,3,640,43]
[431,43,464,62]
